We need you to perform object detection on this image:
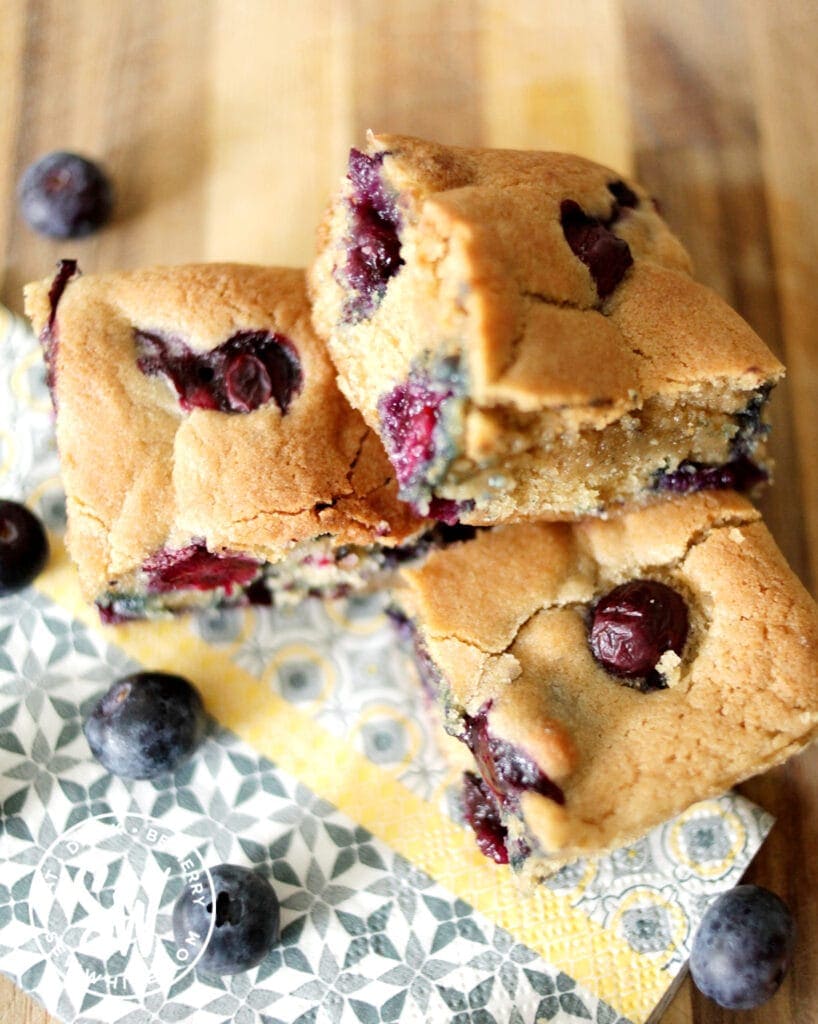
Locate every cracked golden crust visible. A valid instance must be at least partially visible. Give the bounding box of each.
[309,134,784,521]
[398,491,818,870]
[313,132,782,410]
[24,263,423,600]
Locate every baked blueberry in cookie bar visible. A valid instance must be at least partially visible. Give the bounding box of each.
[393,491,818,881]
[309,133,783,523]
[24,262,431,620]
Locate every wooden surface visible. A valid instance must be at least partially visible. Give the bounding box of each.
[1,1,817,1021]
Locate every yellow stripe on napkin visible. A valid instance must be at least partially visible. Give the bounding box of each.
[36,536,666,1021]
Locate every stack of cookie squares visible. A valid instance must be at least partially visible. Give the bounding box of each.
[25,132,818,888]
[308,133,818,885]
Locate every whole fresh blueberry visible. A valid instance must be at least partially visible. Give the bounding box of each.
[173,863,280,975]
[0,500,49,596]
[83,671,206,779]
[18,151,114,239]
[690,885,795,1010]
[589,579,689,689]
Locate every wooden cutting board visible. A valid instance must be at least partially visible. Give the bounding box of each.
[2,1,817,1022]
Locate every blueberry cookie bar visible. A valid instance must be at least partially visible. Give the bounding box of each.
[393,491,818,880]
[310,133,783,524]
[25,262,430,620]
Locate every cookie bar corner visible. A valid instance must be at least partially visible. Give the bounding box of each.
[25,261,432,620]
[310,134,784,525]
[392,491,818,881]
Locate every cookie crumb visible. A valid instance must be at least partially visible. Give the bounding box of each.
[656,649,682,687]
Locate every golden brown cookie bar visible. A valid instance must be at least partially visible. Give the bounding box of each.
[25,261,432,620]
[394,491,818,882]
[310,133,783,525]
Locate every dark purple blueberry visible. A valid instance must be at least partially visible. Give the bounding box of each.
[135,329,301,415]
[655,456,767,496]
[560,198,633,299]
[462,771,509,864]
[589,580,688,688]
[462,704,565,810]
[607,179,639,210]
[39,259,79,404]
[342,149,403,321]
[732,386,772,457]
[380,536,434,570]
[379,520,478,571]
[690,885,795,1010]
[18,152,113,239]
[427,497,474,525]
[243,577,274,606]
[83,671,206,779]
[378,376,452,490]
[433,520,478,545]
[143,542,261,595]
[0,500,49,596]
[46,258,78,335]
[173,863,280,975]
[348,148,385,201]
[223,352,272,412]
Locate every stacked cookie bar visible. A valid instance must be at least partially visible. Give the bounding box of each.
[26,133,818,882]
[310,133,781,522]
[393,492,818,882]
[24,261,459,621]
[308,133,818,881]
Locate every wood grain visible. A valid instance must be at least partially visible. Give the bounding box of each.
[0,975,51,1023]
[479,0,632,172]
[2,2,817,1022]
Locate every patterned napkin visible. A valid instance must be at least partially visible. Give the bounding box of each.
[0,304,773,1024]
